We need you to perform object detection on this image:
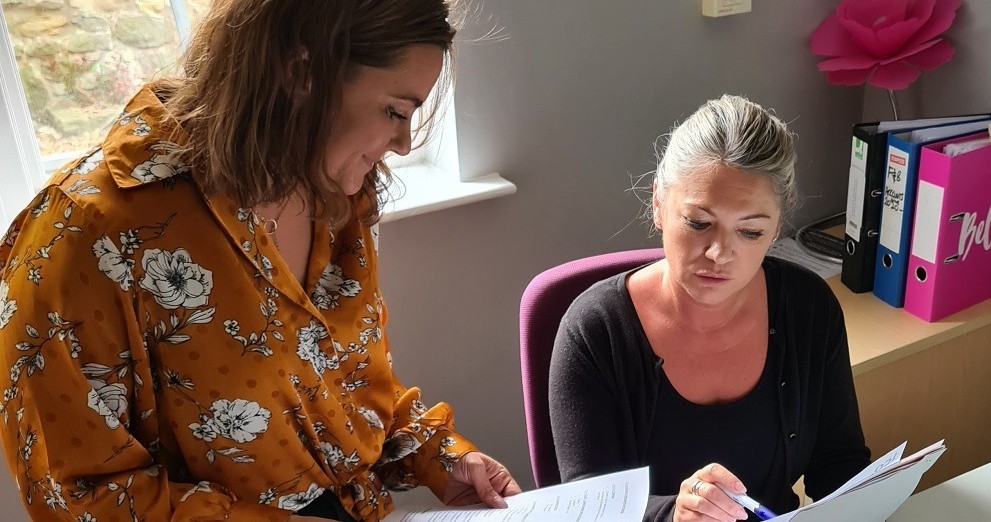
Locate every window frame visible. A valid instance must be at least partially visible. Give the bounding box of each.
[0,5,43,228]
[0,3,513,230]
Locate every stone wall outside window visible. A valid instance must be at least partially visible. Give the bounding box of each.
[3,0,209,157]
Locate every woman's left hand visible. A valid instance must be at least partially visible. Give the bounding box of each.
[442,451,522,509]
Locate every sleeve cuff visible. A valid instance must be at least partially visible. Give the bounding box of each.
[414,430,478,500]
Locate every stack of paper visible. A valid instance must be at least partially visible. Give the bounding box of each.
[385,441,944,522]
[769,440,946,522]
[385,467,650,522]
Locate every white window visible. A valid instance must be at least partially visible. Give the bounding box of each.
[0,2,512,230]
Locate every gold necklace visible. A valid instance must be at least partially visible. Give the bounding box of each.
[258,200,290,249]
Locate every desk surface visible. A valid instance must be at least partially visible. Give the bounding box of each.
[888,461,991,521]
[825,275,991,376]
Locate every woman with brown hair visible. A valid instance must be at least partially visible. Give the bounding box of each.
[0,1,519,520]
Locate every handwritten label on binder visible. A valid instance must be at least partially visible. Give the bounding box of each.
[880,146,911,252]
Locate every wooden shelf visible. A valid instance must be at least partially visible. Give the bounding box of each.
[827,276,991,376]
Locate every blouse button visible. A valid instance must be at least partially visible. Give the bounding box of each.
[789,432,798,440]
[780,381,787,388]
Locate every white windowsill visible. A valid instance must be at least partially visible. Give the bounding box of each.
[381,167,516,223]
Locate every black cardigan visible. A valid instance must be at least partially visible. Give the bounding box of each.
[548,257,871,521]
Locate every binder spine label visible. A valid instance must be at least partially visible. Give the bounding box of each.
[911,181,944,263]
[880,145,911,252]
[846,136,869,239]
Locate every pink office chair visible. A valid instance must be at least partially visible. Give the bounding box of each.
[519,248,664,487]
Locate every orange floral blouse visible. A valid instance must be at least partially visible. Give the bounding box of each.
[0,87,476,521]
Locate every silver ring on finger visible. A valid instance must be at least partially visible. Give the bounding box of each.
[691,478,705,496]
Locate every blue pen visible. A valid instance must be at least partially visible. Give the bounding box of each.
[716,484,778,520]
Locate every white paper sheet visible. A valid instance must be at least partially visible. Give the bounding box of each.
[764,442,944,522]
[384,467,650,522]
[816,441,906,504]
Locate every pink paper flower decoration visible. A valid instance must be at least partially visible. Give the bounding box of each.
[810,0,960,90]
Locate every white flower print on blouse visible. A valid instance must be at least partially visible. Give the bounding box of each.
[131,116,150,137]
[318,441,360,471]
[210,399,271,443]
[358,406,383,430]
[258,489,277,505]
[65,178,102,197]
[310,263,361,311]
[130,142,190,183]
[92,236,135,292]
[44,473,67,510]
[434,437,460,472]
[86,379,128,429]
[118,229,141,255]
[277,482,325,511]
[73,148,104,175]
[0,280,16,329]
[295,320,331,376]
[30,192,50,218]
[179,481,214,503]
[189,399,271,444]
[224,320,239,336]
[139,248,214,309]
[118,110,151,136]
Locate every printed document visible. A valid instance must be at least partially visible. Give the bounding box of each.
[385,467,650,522]
[766,440,945,522]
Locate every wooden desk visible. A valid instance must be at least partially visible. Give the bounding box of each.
[889,461,991,520]
[827,275,991,491]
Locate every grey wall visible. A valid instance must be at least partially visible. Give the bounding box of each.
[384,0,863,506]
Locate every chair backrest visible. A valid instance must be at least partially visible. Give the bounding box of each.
[519,248,664,487]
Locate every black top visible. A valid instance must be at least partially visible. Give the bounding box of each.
[549,257,870,521]
[646,261,794,520]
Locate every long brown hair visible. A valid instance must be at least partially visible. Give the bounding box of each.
[156,0,459,229]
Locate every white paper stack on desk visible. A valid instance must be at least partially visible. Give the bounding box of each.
[769,440,946,522]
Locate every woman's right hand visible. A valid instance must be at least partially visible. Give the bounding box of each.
[674,463,749,522]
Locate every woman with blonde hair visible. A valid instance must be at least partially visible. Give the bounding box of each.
[0,1,519,520]
[549,95,870,521]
